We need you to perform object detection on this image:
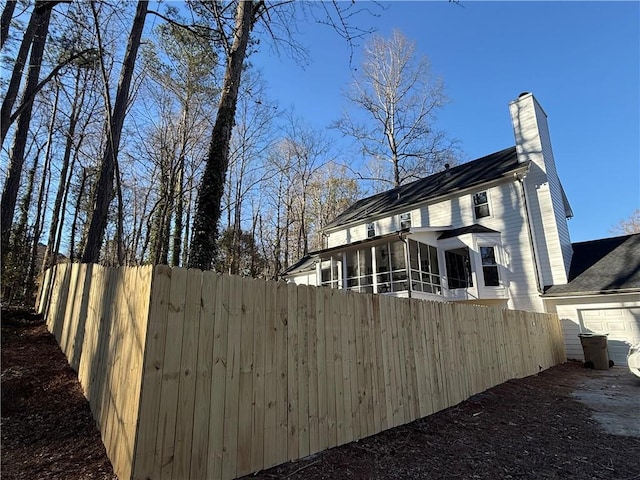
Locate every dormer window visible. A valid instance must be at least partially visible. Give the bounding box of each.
[400,212,411,229]
[366,222,376,238]
[473,191,490,219]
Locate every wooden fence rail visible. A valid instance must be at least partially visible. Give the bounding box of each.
[37,263,566,480]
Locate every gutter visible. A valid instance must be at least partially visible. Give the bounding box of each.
[541,288,640,299]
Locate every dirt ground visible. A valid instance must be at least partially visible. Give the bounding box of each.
[2,308,640,480]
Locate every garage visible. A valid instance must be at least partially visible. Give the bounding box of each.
[579,307,640,366]
[542,233,640,367]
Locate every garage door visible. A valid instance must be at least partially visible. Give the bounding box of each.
[580,308,640,366]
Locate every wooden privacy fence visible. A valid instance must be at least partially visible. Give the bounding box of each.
[38,263,566,480]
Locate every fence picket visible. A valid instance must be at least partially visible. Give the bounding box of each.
[208,273,230,480]
[236,277,256,477]
[221,274,243,480]
[263,280,278,469]
[251,278,266,472]
[286,282,299,460]
[190,271,217,480]
[173,269,203,480]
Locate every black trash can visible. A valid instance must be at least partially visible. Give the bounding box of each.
[578,333,611,370]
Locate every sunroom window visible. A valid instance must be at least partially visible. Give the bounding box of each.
[445,248,473,289]
[480,246,500,286]
[345,248,374,293]
[375,241,407,293]
[408,240,441,294]
[473,191,490,219]
[320,256,342,289]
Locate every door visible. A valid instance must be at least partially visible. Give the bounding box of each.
[579,307,640,366]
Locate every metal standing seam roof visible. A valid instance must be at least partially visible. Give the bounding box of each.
[324,146,525,230]
[544,233,640,296]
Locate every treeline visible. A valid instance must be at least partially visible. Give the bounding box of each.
[1,1,457,304]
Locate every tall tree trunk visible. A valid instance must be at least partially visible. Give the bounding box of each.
[114,152,125,265]
[69,168,88,263]
[171,104,189,267]
[0,1,47,146]
[26,136,53,299]
[0,0,17,49]
[131,179,152,265]
[10,153,39,300]
[42,77,78,271]
[0,1,54,272]
[188,0,255,270]
[82,0,148,263]
[171,159,184,267]
[182,175,193,267]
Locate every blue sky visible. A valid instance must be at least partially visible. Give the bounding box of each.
[251,1,640,243]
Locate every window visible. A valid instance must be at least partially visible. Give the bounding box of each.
[367,222,376,238]
[321,240,409,294]
[400,212,411,230]
[389,241,407,292]
[374,241,407,293]
[473,191,490,219]
[345,248,374,293]
[408,240,441,294]
[445,248,473,289]
[480,246,500,286]
[320,256,342,289]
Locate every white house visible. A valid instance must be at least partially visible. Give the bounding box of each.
[283,92,640,364]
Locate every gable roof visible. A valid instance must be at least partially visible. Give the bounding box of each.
[544,233,640,296]
[324,146,525,230]
[438,224,500,240]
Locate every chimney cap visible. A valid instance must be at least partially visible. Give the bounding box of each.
[518,91,531,98]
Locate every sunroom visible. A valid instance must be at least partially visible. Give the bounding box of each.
[284,225,509,304]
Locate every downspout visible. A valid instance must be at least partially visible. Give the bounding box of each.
[516,173,543,294]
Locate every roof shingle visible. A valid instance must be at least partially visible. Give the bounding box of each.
[325,146,524,229]
[544,234,640,296]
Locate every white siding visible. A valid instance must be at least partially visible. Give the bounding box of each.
[288,271,318,287]
[327,178,546,312]
[326,207,421,248]
[425,182,544,312]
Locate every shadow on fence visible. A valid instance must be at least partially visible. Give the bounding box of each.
[38,263,566,480]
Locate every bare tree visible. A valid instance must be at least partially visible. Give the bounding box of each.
[1,0,58,269]
[259,117,338,274]
[140,12,218,266]
[306,162,361,251]
[611,209,640,235]
[188,0,379,270]
[221,71,278,274]
[81,0,148,264]
[335,29,458,189]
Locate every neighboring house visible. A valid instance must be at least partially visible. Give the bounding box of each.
[283,92,639,364]
[543,234,640,366]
